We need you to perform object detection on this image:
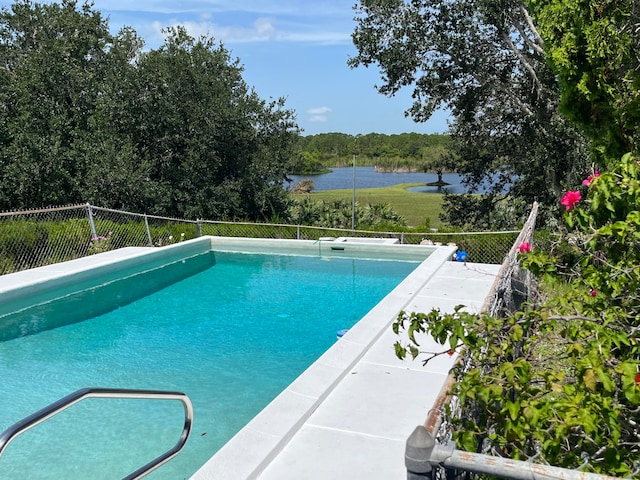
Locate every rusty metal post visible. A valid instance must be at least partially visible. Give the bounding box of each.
[406,426,441,479]
[412,426,621,480]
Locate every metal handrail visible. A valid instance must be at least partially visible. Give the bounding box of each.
[0,387,193,480]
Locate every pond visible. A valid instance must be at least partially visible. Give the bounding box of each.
[286,167,509,194]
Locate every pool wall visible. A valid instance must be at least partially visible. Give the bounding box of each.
[208,236,436,261]
[0,238,214,340]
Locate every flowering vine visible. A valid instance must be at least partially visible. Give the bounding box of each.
[88,231,113,254]
[560,190,581,210]
[518,242,532,253]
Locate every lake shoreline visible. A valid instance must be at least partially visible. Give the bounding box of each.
[287,166,468,193]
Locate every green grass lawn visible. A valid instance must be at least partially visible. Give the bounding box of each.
[305,183,445,228]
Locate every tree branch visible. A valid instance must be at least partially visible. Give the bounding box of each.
[518,2,545,52]
[502,32,544,98]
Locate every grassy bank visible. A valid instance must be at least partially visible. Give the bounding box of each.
[303,183,445,228]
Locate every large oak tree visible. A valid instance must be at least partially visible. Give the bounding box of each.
[349,0,590,228]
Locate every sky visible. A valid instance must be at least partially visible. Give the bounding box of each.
[0,0,450,136]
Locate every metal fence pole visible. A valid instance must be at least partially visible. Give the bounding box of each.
[144,215,153,246]
[196,220,202,237]
[86,203,98,239]
[297,225,301,240]
[406,426,436,479]
[406,426,621,480]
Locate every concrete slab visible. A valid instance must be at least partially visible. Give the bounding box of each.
[257,426,405,480]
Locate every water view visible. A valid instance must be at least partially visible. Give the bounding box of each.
[287,167,464,192]
[287,167,509,194]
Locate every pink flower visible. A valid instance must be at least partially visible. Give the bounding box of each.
[518,242,532,253]
[560,190,582,211]
[590,289,597,297]
[582,171,600,186]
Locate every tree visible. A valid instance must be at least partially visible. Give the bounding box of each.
[525,0,640,162]
[109,26,299,220]
[0,0,114,207]
[0,2,299,220]
[77,26,155,212]
[349,0,590,228]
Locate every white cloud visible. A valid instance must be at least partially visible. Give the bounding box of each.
[308,106,332,123]
[93,1,346,18]
[147,15,347,45]
[211,17,280,42]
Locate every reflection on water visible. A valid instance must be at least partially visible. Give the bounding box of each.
[407,184,458,194]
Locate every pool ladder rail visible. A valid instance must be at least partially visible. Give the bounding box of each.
[0,387,193,480]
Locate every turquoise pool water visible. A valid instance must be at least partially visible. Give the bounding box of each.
[0,251,420,479]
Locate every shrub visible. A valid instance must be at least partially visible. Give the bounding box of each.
[394,153,640,475]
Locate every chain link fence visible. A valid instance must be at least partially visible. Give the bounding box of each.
[0,204,200,274]
[411,203,543,480]
[406,203,623,480]
[415,204,540,479]
[0,204,519,275]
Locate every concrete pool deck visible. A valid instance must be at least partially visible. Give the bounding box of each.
[193,248,501,479]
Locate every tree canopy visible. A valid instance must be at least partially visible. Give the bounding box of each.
[526,0,640,162]
[349,0,590,228]
[0,0,299,220]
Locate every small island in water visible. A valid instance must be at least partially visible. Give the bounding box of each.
[373,166,451,187]
[426,168,450,187]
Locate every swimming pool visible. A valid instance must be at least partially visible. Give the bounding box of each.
[0,238,434,479]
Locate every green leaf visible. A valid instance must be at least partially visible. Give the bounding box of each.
[506,401,519,421]
[459,431,477,452]
[394,342,406,360]
[583,369,597,391]
[409,344,420,360]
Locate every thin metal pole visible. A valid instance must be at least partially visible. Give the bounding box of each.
[86,203,97,239]
[441,447,620,480]
[352,152,356,230]
[144,215,153,246]
[406,426,620,480]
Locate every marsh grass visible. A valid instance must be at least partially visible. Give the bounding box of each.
[303,183,445,228]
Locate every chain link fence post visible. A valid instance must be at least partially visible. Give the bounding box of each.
[86,203,97,239]
[143,215,153,246]
[406,426,437,479]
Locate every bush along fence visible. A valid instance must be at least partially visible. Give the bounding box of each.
[398,201,628,480]
[0,203,520,275]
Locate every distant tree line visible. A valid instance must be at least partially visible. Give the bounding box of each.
[290,132,450,174]
[0,0,298,220]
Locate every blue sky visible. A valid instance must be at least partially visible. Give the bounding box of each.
[0,0,450,136]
